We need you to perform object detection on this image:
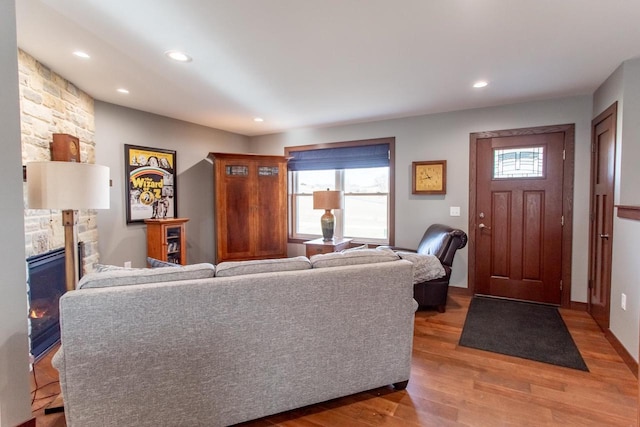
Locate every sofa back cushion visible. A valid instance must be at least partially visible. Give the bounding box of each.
[310,248,399,268]
[215,256,311,277]
[78,263,215,289]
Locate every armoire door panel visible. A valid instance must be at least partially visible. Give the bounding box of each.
[223,175,253,257]
[254,163,287,257]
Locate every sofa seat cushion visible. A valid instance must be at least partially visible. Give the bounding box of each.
[310,247,399,268]
[78,263,215,289]
[215,256,311,277]
[395,251,446,283]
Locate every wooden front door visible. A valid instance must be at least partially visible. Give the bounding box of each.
[470,125,574,305]
[588,103,617,330]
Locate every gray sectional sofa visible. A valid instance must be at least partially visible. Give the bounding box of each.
[53,249,417,426]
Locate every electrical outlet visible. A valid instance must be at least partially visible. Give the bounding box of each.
[621,293,627,310]
[450,206,461,217]
[124,261,132,268]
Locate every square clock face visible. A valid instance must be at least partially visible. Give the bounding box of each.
[413,161,446,194]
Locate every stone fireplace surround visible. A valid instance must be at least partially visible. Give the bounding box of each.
[19,48,98,273]
[19,49,99,360]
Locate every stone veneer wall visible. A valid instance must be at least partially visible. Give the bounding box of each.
[19,49,100,272]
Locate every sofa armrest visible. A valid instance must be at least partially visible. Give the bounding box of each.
[416,224,468,267]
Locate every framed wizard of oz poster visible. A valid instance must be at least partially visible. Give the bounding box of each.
[124,144,177,224]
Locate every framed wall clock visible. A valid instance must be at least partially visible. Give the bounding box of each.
[412,160,447,195]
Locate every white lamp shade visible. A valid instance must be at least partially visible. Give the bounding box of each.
[313,190,344,210]
[27,161,110,210]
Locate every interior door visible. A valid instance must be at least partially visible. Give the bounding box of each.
[472,129,566,304]
[588,103,617,330]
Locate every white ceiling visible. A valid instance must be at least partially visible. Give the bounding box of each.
[15,0,640,137]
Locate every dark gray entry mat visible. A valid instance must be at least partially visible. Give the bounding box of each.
[459,296,588,371]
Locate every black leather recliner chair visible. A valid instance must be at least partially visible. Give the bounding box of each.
[395,224,468,313]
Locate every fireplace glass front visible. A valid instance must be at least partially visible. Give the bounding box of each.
[27,247,66,360]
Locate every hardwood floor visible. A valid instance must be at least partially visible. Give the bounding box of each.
[30,346,65,427]
[32,292,637,426]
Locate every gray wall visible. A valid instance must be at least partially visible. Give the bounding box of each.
[95,101,250,267]
[0,0,32,425]
[249,96,593,300]
[594,58,640,361]
[619,60,640,204]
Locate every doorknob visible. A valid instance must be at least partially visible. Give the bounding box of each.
[479,223,491,230]
[599,234,609,239]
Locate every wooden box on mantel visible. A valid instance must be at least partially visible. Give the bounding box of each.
[51,133,80,162]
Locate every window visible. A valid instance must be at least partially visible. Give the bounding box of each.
[493,146,545,179]
[286,138,395,245]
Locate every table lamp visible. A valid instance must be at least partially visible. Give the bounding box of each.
[313,189,344,241]
[27,161,110,292]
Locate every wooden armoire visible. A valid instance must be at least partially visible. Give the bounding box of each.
[208,152,288,262]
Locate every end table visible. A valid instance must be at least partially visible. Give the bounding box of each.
[304,237,353,258]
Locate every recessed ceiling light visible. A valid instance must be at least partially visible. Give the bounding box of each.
[165,50,192,63]
[117,88,130,94]
[73,51,90,59]
[254,117,264,122]
[473,81,489,88]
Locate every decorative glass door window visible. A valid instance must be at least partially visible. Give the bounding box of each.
[166,226,182,264]
[493,146,544,179]
[226,165,248,176]
[258,166,279,176]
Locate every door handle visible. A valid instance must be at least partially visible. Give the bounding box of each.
[479,223,491,230]
[599,234,609,239]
